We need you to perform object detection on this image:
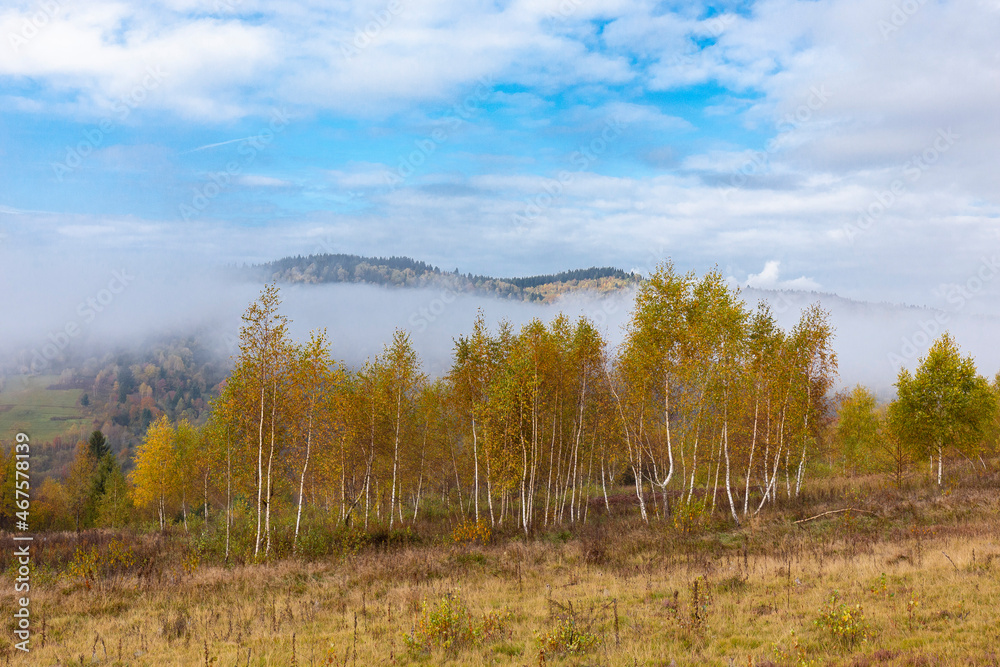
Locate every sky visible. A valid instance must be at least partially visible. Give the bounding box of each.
[1,0,1000,382]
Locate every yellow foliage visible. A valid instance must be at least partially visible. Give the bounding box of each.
[451,519,491,544]
[129,415,176,522]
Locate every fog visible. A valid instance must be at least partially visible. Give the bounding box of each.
[743,288,1000,399]
[2,254,998,397]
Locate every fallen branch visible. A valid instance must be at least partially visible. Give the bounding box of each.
[793,508,874,524]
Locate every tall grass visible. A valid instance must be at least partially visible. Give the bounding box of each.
[3,467,1000,665]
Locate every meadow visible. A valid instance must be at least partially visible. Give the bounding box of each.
[4,468,999,667]
[0,375,85,444]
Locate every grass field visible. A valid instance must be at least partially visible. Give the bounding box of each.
[0,374,86,442]
[3,471,999,666]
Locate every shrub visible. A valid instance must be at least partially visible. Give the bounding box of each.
[673,498,708,534]
[537,617,599,656]
[403,592,511,654]
[65,538,137,591]
[451,519,491,545]
[538,598,603,657]
[815,591,873,647]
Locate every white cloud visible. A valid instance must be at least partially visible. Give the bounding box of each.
[673,0,1000,200]
[238,174,292,187]
[1,0,640,120]
[744,260,820,292]
[57,225,116,238]
[1,5,279,120]
[2,0,999,317]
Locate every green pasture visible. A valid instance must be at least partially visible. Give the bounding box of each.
[0,374,87,442]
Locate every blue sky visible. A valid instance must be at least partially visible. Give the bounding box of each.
[2,0,999,311]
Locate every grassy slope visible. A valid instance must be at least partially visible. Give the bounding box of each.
[0,375,85,442]
[3,473,1000,666]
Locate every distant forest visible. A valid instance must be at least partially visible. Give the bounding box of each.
[1,335,229,481]
[1,255,641,484]
[252,253,640,302]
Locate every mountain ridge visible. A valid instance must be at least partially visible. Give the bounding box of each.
[250,253,641,303]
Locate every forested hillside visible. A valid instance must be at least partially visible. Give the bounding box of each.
[252,253,640,302]
[0,335,228,482]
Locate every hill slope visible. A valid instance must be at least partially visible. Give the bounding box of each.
[251,253,640,303]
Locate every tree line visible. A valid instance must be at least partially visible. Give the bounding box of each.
[254,253,639,302]
[834,333,998,486]
[133,262,840,555]
[12,261,999,557]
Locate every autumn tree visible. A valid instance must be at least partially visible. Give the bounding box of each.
[0,446,16,531]
[834,385,884,476]
[173,419,201,531]
[787,303,838,497]
[65,442,98,531]
[235,282,291,557]
[286,330,341,551]
[612,261,693,522]
[202,387,254,561]
[130,415,177,529]
[382,329,425,528]
[95,456,132,528]
[34,477,72,530]
[739,302,783,516]
[449,311,495,523]
[888,333,995,486]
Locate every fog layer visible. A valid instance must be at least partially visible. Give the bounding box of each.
[2,255,998,396]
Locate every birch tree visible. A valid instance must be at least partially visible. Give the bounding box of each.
[130,415,176,530]
[236,282,290,557]
[382,329,425,529]
[888,333,994,486]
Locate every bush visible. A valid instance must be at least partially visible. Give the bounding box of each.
[815,591,873,647]
[537,617,599,656]
[451,519,491,545]
[65,538,137,591]
[403,592,511,654]
[537,598,603,658]
[673,498,709,534]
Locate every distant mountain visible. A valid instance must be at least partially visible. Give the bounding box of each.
[251,253,641,303]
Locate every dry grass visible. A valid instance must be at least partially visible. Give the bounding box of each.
[4,474,1000,666]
